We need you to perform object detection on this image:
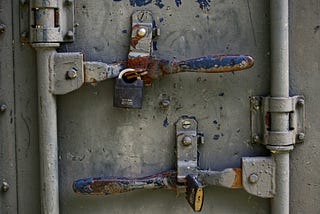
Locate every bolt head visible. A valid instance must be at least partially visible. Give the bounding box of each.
[298,133,305,141]
[0,104,7,112]
[2,182,9,192]
[66,30,74,38]
[248,173,259,184]
[159,99,170,109]
[137,28,147,37]
[253,135,260,143]
[297,99,305,106]
[182,136,192,146]
[67,68,77,79]
[182,120,191,129]
[0,24,6,33]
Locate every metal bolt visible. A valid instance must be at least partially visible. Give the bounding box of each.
[67,68,77,79]
[182,136,192,146]
[182,120,191,129]
[159,99,170,109]
[137,28,147,37]
[297,99,305,106]
[253,135,260,143]
[298,133,305,141]
[248,173,259,184]
[65,0,73,5]
[0,104,7,112]
[0,24,6,33]
[2,182,9,192]
[66,30,74,39]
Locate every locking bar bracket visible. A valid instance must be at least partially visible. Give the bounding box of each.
[250,96,305,146]
[51,52,84,95]
[242,157,275,198]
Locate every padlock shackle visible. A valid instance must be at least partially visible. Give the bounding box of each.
[118,68,136,79]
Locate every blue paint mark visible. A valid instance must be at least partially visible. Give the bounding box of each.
[122,30,128,34]
[196,0,211,10]
[175,0,182,7]
[153,41,158,51]
[155,0,165,8]
[181,55,249,70]
[213,134,220,140]
[129,0,152,7]
[163,117,169,127]
[73,178,94,194]
[159,17,164,23]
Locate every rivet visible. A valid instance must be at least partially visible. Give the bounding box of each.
[253,135,260,143]
[0,24,6,34]
[297,99,305,106]
[298,132,305,141]
[182,120,191,129]
[67,68,77,79]
[2,182,9,192]
[182,136,192,146]
[0,104,8,112]
[137,28,147,37]
[248,173,259,184]
[66,30,74,39]
[65,0,73,5]
[159,99,170,109]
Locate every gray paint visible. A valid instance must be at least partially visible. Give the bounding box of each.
[0,0,318,213]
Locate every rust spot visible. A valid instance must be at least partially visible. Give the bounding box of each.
[231,168,243,188]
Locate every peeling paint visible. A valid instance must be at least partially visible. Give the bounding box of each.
[196,0,211,10]
[163,116,169,127]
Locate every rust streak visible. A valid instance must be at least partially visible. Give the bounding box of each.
[231,168,243,188]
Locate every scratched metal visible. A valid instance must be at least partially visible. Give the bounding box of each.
[56,1,271,214]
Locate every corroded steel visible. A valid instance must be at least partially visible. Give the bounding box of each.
[73,170,177,195]
[124,55,254,85]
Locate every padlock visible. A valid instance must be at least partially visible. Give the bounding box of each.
[113,69,143,109]
[185,174,204,212]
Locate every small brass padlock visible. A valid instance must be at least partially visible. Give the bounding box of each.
[113,69,143,109]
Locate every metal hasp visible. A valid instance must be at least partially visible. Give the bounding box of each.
[20,0,74,43]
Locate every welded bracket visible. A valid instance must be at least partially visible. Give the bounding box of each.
[20,0,75,43]
[176,117,199,183]
[250,96,305,146]
[242,157,275,198]
[52,52,84,95]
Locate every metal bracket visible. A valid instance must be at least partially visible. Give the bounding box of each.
[128,10,155,61]
[250,96,305,146]
[176,117,199,183]
[51,52,84,95]
[20,0,74,43]
[242,157,275,198]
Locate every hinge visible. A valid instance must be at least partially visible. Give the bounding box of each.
[250,96,305,146]
[20,0,75,43]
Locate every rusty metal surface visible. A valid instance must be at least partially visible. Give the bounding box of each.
[73,170,177,195]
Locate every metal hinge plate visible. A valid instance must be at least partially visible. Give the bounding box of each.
[20,0,75,43]
[250,96,305,146]
[242,157,275,198]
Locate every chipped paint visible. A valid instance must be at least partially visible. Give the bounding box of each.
[196,0,211,10]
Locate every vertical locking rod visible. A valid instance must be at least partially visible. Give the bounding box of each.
[270,0,290,213]
[33,43,60,214]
